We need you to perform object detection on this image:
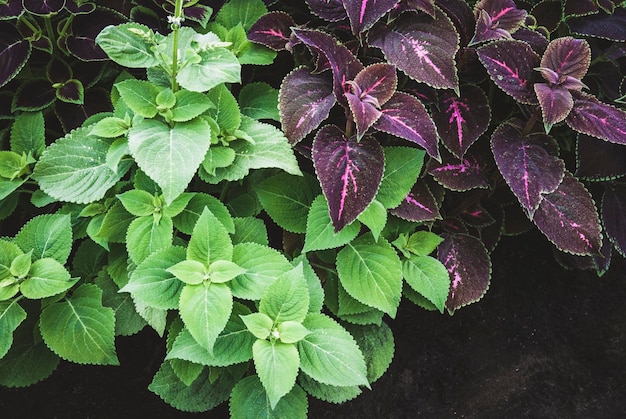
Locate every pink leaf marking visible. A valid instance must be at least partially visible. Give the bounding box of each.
[405,193,435,214]
[445,97,469,151]
[491,7,514,22]
[482,56,528,87]
[403,38,444,77]
[337,143,361,220]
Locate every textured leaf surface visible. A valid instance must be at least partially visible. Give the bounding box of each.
[248,11,296,51]
[302,195,361,253]
[231,243,293,300]
[14,214,72,263]
[126,216,173,265]
[566,92,626,145]
[95,23,158,68]
[576,134,626,181]
[0,300,26,359]
[376,147,426,209]
[253,340,300,408]
[390,180,442,222]
[567,7,626,41]
[342,0,399,34]
[541,36,591,80]
[230,375,308,419]
[402,255,450,313]
[428,150,490,191]
[260,264,309,323]
[187,208,233,266]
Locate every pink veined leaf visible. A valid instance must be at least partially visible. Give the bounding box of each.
[602,184,626,257]
[575,134,626,181]
[432,84,490,159]
[368,9,460,91]
[512,27,549,55]
[312,125,385,232]
[491,120,565,217]
[341,0,400,34]
[477,39,540,104]
[437,233,491,314]
[476,198,505,253]
[459,203,496,227]
[469,9,513,46]
[532,172,602,256]
[428,149,490,191]
[373,92,440,161]
[279,67,335,144]
[534,83,574,132]
[442,217,469,235]
[345,92,382,141]
[248,12,297,51]
[389,180,441,222]
[540,36,591,80]
[436,0,476,47]
[566,91,626,145]
[469,0,527,45]
[304,0,347,22]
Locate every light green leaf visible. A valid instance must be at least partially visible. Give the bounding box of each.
[230,243,293,300]
[253,339,299,409]
[206,83,241,132]
[115,79,160,118]
[128,118,211,204]
[162,192,194,218]
[239,82,279,121]
[209,260,245,283]
[403,231,444,257]
[92,201,134,244]
[177,47,241,93]
[20,258,76,299]
[376,147,425,209]
[231,217,268,245]
[170,358,204,386]
[201,146,236,175]
[215,0,267,31]
[297,374,361,404]
[402,255,450,313]
[260,264,309,323]
[10,250,31,279]
[156,88,176,108]
[33,126,133,204]
[357,199,387,241]
[172,192,234,235]
[117,189,155,217]
[294,256,324,314]
[230,375,308,419]
[106,137,130,172]
[303,195,360,253]
[171,90,214,122]
[95,23,158,68]
[126,216,173,265]
[336,233,403,317]
[0,177,24,201]
[134,299,167,336]
[240,312,273,340]
[0,240,24,279]
[89,116,129,138]
[0,151,25,179]
[0,300,26,359]
[344,322,395,383]
[95,270,146,336]
[10,111,45,157]
[14,214,72,263]
[167,259,206,285]
[277,321,310,344]
[40,283,118,365]
[297,313,368,387]
[188,207,233,266]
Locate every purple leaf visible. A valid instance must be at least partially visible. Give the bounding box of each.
[46,58,72,84]
[65,7,127,61]
[390,180,441,222]
[442,217,469,235]
[437,233,491,314]
[540,36,591,81]
[313,125,384,232]
[55,79,84,104]
[65,1,96,15]
[576,134,626,181]
[477,39,540,104]
[54,87,111,132]
[512,27,549,55]
[602,184,626,257]
[182,4,212,28]
[279,67,335,144]
[532,172,602,255]
[391,0,436,18]
[22,0,65,15]
[373,92,440,161]
[567,8,626,41]
[12,78,56,111]
[342,0,399,34]
[432,84,490,159]
[530,0,563,33]
[292,28,364,108]
[476,198,504,252]
[428,149,490,191]
[0,0,23,19]
[305,0,347,22]
[368,9,459,91]
[248,11,296,51]
[564,0,598,17]
[491,120,565,216]
[469,0,527,45]
[534,83,574,131]
[0,25,31,88]
[32,35,53,54]
[566,91,626,145]
[459,203,496,227]
[436,0,475,47]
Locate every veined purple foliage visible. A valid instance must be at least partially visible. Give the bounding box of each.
[248,12,296,51]
[391,0,436,18]
[469,0,527,45]
[602,184,626,257]
[428,149,489,191]
[342,0,399,34]
[442,217,469,235]
[0,22,31,88]
[491,120,565,217]
[512,27,549,55]
[22,0,65,15]
[312,125,385,232]
[373,92,440,161]
[436,0,475,47]
[532,172,602,255]
[437,233,491,314]
[459,203,496,227]
[476,198,504,252]
[305,0,347,22]
[534,83,574,132]
[0,0,23,19]
[566,91,626,145]
[477,39,540,104]
[279,67,335,144]
[564,0,598,18]
[368,8,460,91]
[432,84,490,159]
[540,37,591,81]
[576,134,626,181]
[389,180,441,222]
[567,7,626,41]
[292,28,364,109]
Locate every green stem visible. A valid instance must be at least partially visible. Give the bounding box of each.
[170,0,185,92]
[44,17,57,53]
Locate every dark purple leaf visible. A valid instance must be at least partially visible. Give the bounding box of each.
[534,83,573,131]
[55,79,84,104]
[469,0,527,45]
[438,233,491,314]
[65,1,96,15]
[390,180,441,222]
[22,0,65,15]
[391,0,436,18]
[346,94,381,141]
[279,67,335,144]
[368,9,459,91]
[0,0,23,19]
[564,0,598,18]
[491,120,565,216]
[530,0,562,33]
[32,35,53,53]
[292,28,364,108]
[540,37,590,80]
[46,58,72,84]
[313,125,384,232]
[436,0,475,47]
[597,0,616,14]
[588,61,622,101]
[576,134,626,181]
[428,149,490,191]
[470,9,513,45]
[342,0,399,34]
[182,4,212,28]
[305,0,347,22]
[0,32,30,88]
[477,39,540,104]
[432,84,490,159]
[442,217,469,234]
[566,91,626,145]
[459,203,496,227]
[12,78,56,111]
[130,5,164,33]
[512,27,549,55]
[54,87,111,132]
[476,198,504,252]
[602,184,626,257]
[552,235,612,274]
[71,60,104,89]
[567,8,626,41]
[65,7,127,61]
[248,12,296,51]
[532,172,602,255]
[373,92,440,161]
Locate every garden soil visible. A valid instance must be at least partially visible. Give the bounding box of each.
[1,231,625,418]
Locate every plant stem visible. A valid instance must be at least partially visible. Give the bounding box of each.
[170,0,185,92]
[44,17,58,53]
[522,108,541,137]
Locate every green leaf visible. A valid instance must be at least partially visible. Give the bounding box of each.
[240,312,273,340]
[20,258,77,299]
[33,126,133,204]
[402,255,450,313]
[239,82,279,121]
[303,195,360,253]
[277,321,311,344]
[231,242,293,300]
[14,214,72,263]
[10,111,45,158]
[116,79,159,118]
[117,189,155,217]
[167,259,206,285]
[206,83,241,133]
[0,240,24,279]
[215,0,267,31]
[170,358,204,386]
[162,192,194,218]
[156,88,176,108]
[202,146,236,175]
[89,116,129,138]
[121,246,186,310]
[376,147,426,209]
[95,270,146,336]
[297,373,361,404]
[134,300,167,336]
[179,282,233,352]
[0,300,26,359]
[256,172,319,234]
[403,231,444,256]
[188,207,233,266]
[40,283,118,365]
[106,137,130,172]
[260,264,309,323]
[95,23,158,68]
[336,233,403,317]
[0,178,24,201]
[253,339,299,409]
[297,313,369,387]
[177,47,240,92]
[171,90,214,122]
[10,250,31,279]
[344,322,395,383]
[92,201,134,243]
[172,192,234,235]
[231,217,268,245]
[128,118,211,204]
[357,199,387,241]
[295,256,325,314]
[209,260,245,283]
[230,375,308,419]
[0,151,25,179]
[126,216,173,265]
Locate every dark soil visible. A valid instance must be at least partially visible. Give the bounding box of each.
[2,232,626,419]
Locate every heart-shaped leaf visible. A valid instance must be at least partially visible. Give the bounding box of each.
[534,83,573,132]
[304,0,347,22]
[312,125,384,232]
[22,0,65,15]
[540,36,591,80]
[602,184,626,257]
[0,24,31,89]
[342,0,400,34]
[390,180,441,222]
[428,149,490,191]
[470,0,527,45]
[12,79,56,112]
[56,79,84,104]
[248,11,296,51]
[566,92,626,145]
